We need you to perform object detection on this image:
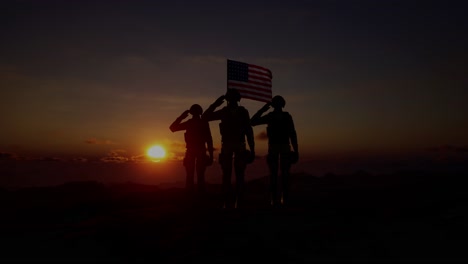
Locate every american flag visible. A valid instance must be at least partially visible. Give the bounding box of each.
[227,59,272,103]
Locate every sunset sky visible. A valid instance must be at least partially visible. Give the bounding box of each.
[1,0,468,163]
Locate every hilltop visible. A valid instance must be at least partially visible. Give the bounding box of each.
[0,170,466,262]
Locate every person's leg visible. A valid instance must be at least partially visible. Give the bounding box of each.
[195,152,207,196]
[220,150,233,208]
[234,150,247,208]
[267,152,279,206]
[279,151,292,206]
[184,152,196,194]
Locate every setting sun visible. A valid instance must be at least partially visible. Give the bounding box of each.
[147,145,166,161]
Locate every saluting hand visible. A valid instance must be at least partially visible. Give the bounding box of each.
[180,110,190,119]
[260,102,271,112]
[213,95,225,107]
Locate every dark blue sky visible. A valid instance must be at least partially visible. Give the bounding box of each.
[1,0,467,159]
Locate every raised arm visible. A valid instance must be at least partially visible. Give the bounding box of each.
[202,95,225,121]
[169,110,190,132]
[250,102,271,126]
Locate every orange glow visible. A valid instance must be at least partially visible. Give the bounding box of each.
[147,145,166,162]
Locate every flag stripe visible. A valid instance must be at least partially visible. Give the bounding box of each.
[228,85,272,98]
[228,85,271,98]
[249,74,271,83]
[237,90,271,100]
[239,93,271,103]
[228,79,271,89]
[248,79,271,86]
[249,64,272,74]
[241,93,271,103]
[245,79,271,86]
[232,87,271,97]
[228,81,272,93]
[249,69,271,77]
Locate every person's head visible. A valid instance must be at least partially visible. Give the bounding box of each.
[189,104,203,117]
[225,88,241,104]
[271,95,286,110]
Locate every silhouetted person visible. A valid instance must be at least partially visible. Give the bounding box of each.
[251,95,298,207]
[202,88,255,209]
[170,104,214,195]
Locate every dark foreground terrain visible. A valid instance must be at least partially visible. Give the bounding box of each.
[1,170,467,262]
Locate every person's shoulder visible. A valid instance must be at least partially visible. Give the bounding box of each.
[283,112,293,120]
[271,111,290,116]
[237,106,249,113]
[283,112,295,124]
[272,111,292,121]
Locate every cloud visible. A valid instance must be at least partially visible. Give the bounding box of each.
[427,145,468,163]
[158,139,219,162]
[85,138,117,145]
[458,147,468,153]
[72,157,88,162]
[100,156,129,163]
[108,149,126,157]
[256,131,268,141]
[428,145,468,153]
[41,157,65,162]
[163,140,186,161]
[167,140,186,150]
[0,152,18,160]
[130,154,149,163]
[100,149,129,163]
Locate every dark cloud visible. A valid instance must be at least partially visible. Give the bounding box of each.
[100,149,128,163]
[108,149,126,157]
[85,138,117,145]
[459,147,468,153]
[427,145,468,163]
[72,157,88,162]
[164,140,218,161]
[428,145,468,153]
[41,157,65,162]
[100,156,128,163]
[0,152,17,160]
[168,140,185,149]
[165,140,185,161]
[256,131,268,141]
[130,154,151,163]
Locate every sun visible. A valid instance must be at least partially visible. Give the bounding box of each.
[147,145,166,161]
